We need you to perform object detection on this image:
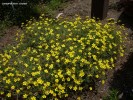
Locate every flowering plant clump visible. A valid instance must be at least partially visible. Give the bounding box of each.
[0,15,125,99]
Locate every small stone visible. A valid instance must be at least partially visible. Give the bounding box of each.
[118,92,123,99]
[132,89,133,92]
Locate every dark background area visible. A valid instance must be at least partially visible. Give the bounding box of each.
[0,0,43,25]
[109,2,133,99]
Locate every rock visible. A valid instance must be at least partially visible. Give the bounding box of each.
[118,92,123,99]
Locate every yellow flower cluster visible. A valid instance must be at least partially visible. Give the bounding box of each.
[0,15,125,99]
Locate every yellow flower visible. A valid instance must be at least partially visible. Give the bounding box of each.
[6,79,11,84]
[23,94,28,98]
[44,69,48,73]
[49,90,54,94]
[27,86,31,89]
[69,85,73,89]
[38,45,42,48]
[102,80,105,84]
[11,86,15,90]
[31,96,36,100]
[67,77,70,81]
[37,78,43,84]
[89,87,93,91]
[69,46,73,50]
[78,50,82,53]
[53,93,56,96]
[38,65,42,71]
[65,58,70,64]
[66,69,71,76]
[79,87,83,91]
[0,70,3,74]
[55,79,59,83]
[33,81,38,86]
[16,89,20,94]
[34,58,39,62]
[77,96,81,100]
[68,51,74,58]
[61,44,65,47]
[79,70,85,77]
[110,57,114,63]
[7,93,11,97]
[38,26,41,30]
[0,91,4,95]
[72,74,76,79]
[8,73,14,77]
[120,53,124,57]
[45,63,48,67]
[92,55,97,60]
[46,82,50,86]
[65,94,68,97]
[49,64,54,69]
[24,63,28,68]
[56,59,60,63]
[54,98,59,100]
[95,75,99,78]
[68,29,71,31]
[74,79,80,85]
[23,81,27,85]
[73,86,77,91]
[42,95,46,98]
[59,84,64,90]
[64,25,67,28]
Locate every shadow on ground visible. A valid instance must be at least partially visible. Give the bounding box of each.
[110,8,133,100]
[110,53,133,100]
[118,10,133,31]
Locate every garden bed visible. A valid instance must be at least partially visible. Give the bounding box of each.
[0,0,133,100]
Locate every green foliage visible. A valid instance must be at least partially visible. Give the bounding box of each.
[43,0,65,17]
[0,0,67,25]
[0,0,43,25]
[43,5,55,17]
[103,89,119,100]
[49,0,62,9]
[0,16,126,99]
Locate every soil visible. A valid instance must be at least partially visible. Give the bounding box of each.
[0,26,21,51]
[63,0,91,17]
[0,0,133,100]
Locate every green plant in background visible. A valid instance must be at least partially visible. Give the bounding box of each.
[103,89,119,100]
[49,0,61,9]
[0,16,12,39]
[31,2,58,18]
[0,15,126,99]
[43,5,55,17]
[0,0,44,25]
[43,0,69,17]
[0,0,67,25]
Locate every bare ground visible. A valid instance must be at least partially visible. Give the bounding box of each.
[0,26,20,50]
